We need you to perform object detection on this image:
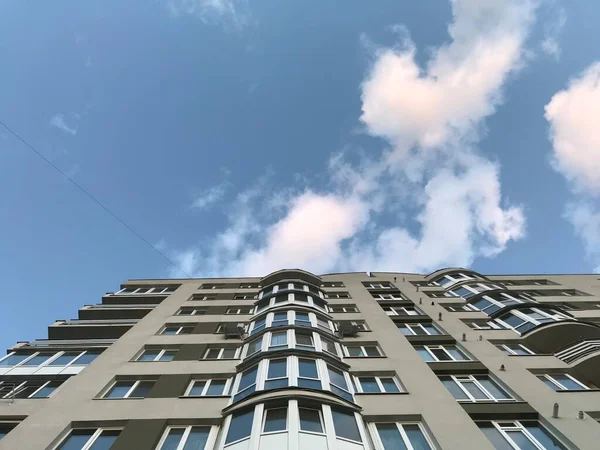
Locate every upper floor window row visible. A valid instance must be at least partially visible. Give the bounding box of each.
[446,283,503,299]
[538,373,590,391]
[255,292,328,315]
[0,350,101,369]
[397,322,443,336]
[326,292,351,299]
[199,282,259,289]
[478,420,568,450]
[243,329,343,359]
[55,428,121,450]
[517,289,589,297]
[430,272,482,287]
[415,345,470,362]
[496,279,558,286]
[371,292,407,300]
[465,307,569,334]
[259,283,324,299]
[249,310,338,336]
[462,292,533,315]
[115,286,177,295]
[383,305,422,316]
[441,375,514,402]
[322,281,345,288]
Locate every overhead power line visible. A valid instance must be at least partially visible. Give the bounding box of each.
[0,119,192,278]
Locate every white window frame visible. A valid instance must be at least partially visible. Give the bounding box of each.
[447,283,502,298]
[445,375,513,402]
[398,323,441,336]
[249,310,335,335]
[184,379,231,397]
[384,306,420,316]
[1,380,62,399]
[369,422,436,450]
[233,294,255,300]
[160,325,194,335]
[344,344,382,357]
[261,407,289,435]
[27,380,62,398]
[484,421,565,450]
[298,406,326,436]
[431,272,477,287]
[116,286,173,295]
[538,373,588,391]
[326,292,350,299]
[226,307,253,315]
[497,344,535,356]
[364,282,393,289]
[176,307,205,316]
[353,375,403,393]
[102,380,155,399]
[494,308,569,334]
[155,425,217,450]
[203,347,240,360]
[418,345,470,362]
[53,428,123,450]
[329,305,358,313]
[0,350,95,369]
[135,349,177,362]
[373,293,405,300]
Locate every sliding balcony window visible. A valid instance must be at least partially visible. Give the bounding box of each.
[55,428,121,450]
[344,344,382,357]
[430,272,479,287]
[185,379,230,397]
[136,349,177,362]
[440,375,513,402]
[494,308,569,334]
[538,374,589,391]
[353,376,402,393]
[370,422,434,450]
[248,310,335,335]
[415,345,470,362]
[102,380,155,399]
[160,325,194,335]
[176,307,205,316]
[478,420,568,450]
[496,344,535,356]
[203,347,239,359]
[383,306,421,316]
[397,323,441,336]
[156,426,212,450]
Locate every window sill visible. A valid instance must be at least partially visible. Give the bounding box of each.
[343,355,387,359]
[556,388,600,393]
[355,391,409,395]
[180,395,230,399]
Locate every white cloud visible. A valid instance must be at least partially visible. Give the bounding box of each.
[50,114,78,136]
[545,62,600,193]
[545,61,600,270]
[191,184,228,209]
[565,203,600,273]
[166,0,249,28]
[167,0,533,277]
[540,6,566,59]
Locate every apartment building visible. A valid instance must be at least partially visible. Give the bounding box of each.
[1,268,600,449]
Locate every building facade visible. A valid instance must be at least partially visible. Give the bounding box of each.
[1,268,600,449]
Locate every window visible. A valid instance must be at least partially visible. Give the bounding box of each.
[321,337,339,357]
[329,305,358,313]
[226,307,252,314]
[233,294,255,300]
[161,325,194,335]
[494,308,568,334]
[331,409,362,442]
[298,359,321,389]
[0,350,100,368]
[0,353,32,366]
[0,380,64,399]
[234,366,258,402]
[478,420,568,450]
[250,318,267,335]
[364,282,395,289]
[354,376,401,393]
[176,307,205,316]
[269,331,288,350]
[397,323,441,336]
[327,365,352,401]
[440,375,513,402]
[156,426,211,450]
[272,312,289,328]
[345,345,382,357]
[116,286,176,295]
[373,292,406,300]
[352,321,370,331]
[0,422,17,440]
[204,347,238,359]
[322,281,345,288]
[103,380,155,399]
[56,428,121,450]
[185,379,228,396]
[136,349,177,362]
[294,312,311,327]
[265,358,288,389]
[246,338,263,357]
[295,332,315,350]
[496,344,535,356]
[326,292,351,299]
[384,306,420,316]
[372,422,434,450]
[263,407,287,433]
[538,374,588,391]
[225,410,254,444]
[299,408,324,433]
[240,283,260,289]
[415,345,470,362]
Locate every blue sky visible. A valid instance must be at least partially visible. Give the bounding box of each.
[1,0,600,350]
